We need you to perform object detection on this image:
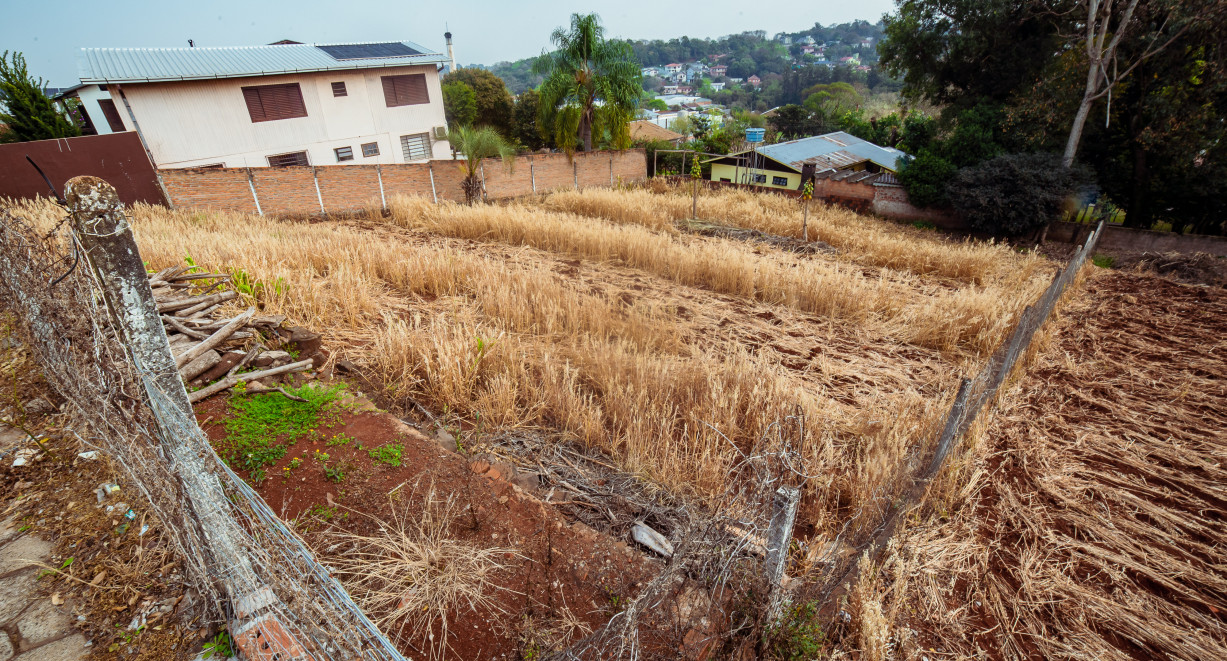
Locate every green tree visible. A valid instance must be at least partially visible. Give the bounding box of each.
[510,90,546,150]
[947,153,1091,236]
[896,149,957,208]
[442,81,477,128]
[446,125,516,205]
[441,68,514,135]
[0,51,81,143]
[534,13,642,153]
[645,98,668,112]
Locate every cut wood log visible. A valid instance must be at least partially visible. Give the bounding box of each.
[180,349,221,381]
[227,344,264,378]
[162,315,209,340]
[148,264,190,286]
[168,272,230,282]
[185,304,221,320]
[156,290,236,314]
[188,359,314,403]
[175,307,254,368]
[174,292,237,317]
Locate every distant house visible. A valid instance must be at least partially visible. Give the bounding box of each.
[728,77,744,83]
[676,85,694,95]
[664,63,683,73]
[710,82,726,92]
[747,75,762,88]
[799,36,817,46]
[629,119,685,146]
[641,67,660,77]
[840,56,860,65]
[776,34,793,45]
[71,40,450,168]
[710,64,728,77]
[859,38,874,49]
[703,131,908,189]
[662,85,680,95]
[801,45,817,55]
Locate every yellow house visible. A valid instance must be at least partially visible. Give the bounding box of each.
[705,131,907,190]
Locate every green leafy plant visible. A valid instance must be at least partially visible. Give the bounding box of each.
[766,601,827,661]
[368,443,403,467]
[220,383,346,475]
[1092,254,1116,268]
[325,461,352,483]
[326,433,355,447]
[202,630,232,659]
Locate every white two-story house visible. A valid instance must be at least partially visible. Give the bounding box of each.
[71,40,451,168]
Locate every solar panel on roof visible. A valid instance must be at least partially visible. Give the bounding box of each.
[317,42,421,60]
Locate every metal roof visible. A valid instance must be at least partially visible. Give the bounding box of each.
[77,40,447,84]
[753,131,908,173]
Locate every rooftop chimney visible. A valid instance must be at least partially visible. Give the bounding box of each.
[444,27,455,73]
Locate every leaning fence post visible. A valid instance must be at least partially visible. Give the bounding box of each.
[764,485,801,620]
[63,176,324,660]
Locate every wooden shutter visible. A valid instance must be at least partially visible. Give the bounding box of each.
[381,74,429,107]
[97,99,126,132]
[242,83,308,122]
[267,151,309,167]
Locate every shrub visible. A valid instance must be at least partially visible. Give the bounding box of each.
[947,153,1091,236]
[897,149,957,208]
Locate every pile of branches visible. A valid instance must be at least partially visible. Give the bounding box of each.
[148,264,322,402]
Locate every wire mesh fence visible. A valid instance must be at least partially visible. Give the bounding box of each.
[0,179,406,661]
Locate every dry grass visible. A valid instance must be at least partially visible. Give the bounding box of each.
[386,195,1047,355]
[321,485,519,660]
[538,184,1041,285]
[6,191,1045,544]
[866,271,1227,660]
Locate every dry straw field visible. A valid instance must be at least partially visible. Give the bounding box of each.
[5,184,1050,541]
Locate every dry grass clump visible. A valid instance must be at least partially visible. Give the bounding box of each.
[865,271,1227,660]
[537,184,1040,285]
[386,195,1042,355]
[322,487,518,660]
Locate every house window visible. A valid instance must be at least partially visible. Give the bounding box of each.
[97,99,126,132]
[772,176,788,186]
[381,74,429,107]
[361,142,380,157]
[750,174,767,184]
[719,178,731,183]
[267,151,309,167]
[400,133,431,161]
[331,81,347,97]
[334,146,354,162]
[241,83,308,123]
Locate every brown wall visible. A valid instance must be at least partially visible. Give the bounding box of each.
[1048,221,1227,257]
[0,132,165,206]
[160,150,648,214]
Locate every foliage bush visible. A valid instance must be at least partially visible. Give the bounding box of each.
[947,153,1091,236]
[897,149,957,208]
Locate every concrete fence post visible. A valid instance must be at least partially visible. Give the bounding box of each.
[376,164,387,211]
[64,176,313,659]
[312,166,326,215]
[246,167,263,216]
[764,485,801,621]
[428,163,438,204]
[530,161,537,194]
[573,160,578,189]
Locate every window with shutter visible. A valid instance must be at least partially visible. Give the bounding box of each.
[400,133,431,161]
[267,151,310,167]
[772,176,788,186]
[97,99,126,132]
[334,146,354,162]
[331,81,347,97]
[361,142,380,157]
[381,74,429,107]
[242,83,308,123]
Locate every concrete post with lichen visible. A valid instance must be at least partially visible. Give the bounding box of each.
[764,485,801,621]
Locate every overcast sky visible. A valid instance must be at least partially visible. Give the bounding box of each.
[4,0,896,86]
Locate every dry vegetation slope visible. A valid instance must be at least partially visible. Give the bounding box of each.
[5,188,1050,547]
[872,270,1227,660]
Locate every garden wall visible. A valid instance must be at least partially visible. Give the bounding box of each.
[159,150,647,215]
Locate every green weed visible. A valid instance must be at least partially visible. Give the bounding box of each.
[766,601,827,661]
[368,443,403,467]
[219,383,346,479]
[911,220,937,230]
[1092,254,1116,269]
[202,631,233,659]
[326,433,355,447]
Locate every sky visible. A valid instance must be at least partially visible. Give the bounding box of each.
[4,0,896,86]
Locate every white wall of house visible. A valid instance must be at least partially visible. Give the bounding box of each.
[112,64,449,168]
[78,84,126,134]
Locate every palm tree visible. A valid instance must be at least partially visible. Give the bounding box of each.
[533,13,640,153]
[447,125,516,205]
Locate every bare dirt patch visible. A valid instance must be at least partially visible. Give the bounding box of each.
[879,270,1227,659]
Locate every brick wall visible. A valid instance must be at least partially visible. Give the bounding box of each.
[160,168,258,213]
[161,150,648,214]
[252,167,321,216]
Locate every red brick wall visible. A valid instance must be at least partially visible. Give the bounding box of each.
[316,165,382,213]
[379,163,434,201]
[252,167,321,216]
[160,150,647,214]
[160,167,258,213]
[870,184,958,227]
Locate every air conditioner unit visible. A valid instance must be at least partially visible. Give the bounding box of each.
[432,126,448,140]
